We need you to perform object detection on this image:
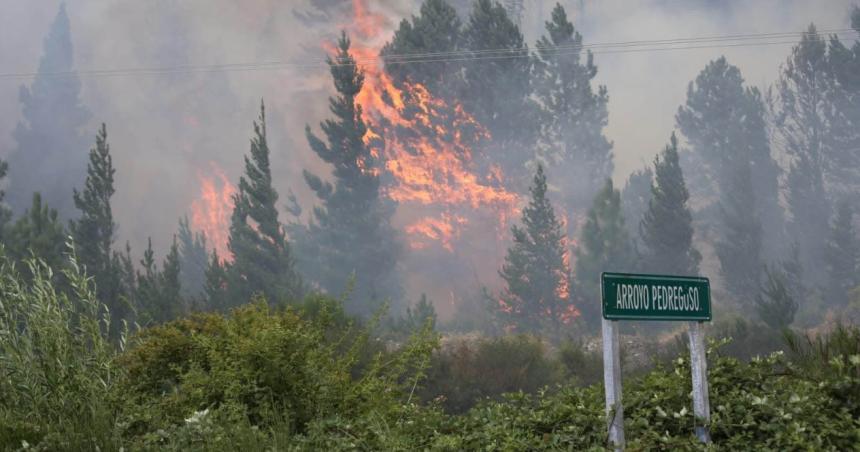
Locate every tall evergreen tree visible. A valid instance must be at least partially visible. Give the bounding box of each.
[382,0,463,97]
[300,33,402,314]
[640,133,701,276]
[755,265,799,330]
[6,193,67,274]
[715,160,763,305]
[533,3,613,213]
[177,215,208,300]
[461,0,537,184]
[7,3,91,218]
[676,57,782,257]
[824,8,860,202]
[621,165,652,247]
[0,157,11,243]
[776,25,838,283]
[824,201,858,307]
[71,124,120,300]
[497,165,575,333]
[135,238,182,325]
[226,102,302,306]
[204,250,228,311]
[575,179,633,327]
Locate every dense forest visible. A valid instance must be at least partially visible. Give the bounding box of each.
[1,1,859,450]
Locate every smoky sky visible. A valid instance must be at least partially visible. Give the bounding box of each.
[0,0,855,272]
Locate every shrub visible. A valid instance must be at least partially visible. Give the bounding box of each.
[0,247,122,450]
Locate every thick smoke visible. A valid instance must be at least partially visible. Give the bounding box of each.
[0,0,856,318]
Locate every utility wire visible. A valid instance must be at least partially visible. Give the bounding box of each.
[0,27,855,81]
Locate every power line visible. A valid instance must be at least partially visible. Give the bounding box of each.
[0,27,855,81]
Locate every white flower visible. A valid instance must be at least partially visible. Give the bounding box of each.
[185,408,210,424]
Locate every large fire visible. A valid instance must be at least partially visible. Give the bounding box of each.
[190,162,236,261]
[346,0,519,252]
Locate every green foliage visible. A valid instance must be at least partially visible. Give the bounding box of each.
[0,246,121,451]
[621,165,652,247]
[756,265,800,330]
[575,179,633,327]
[5,192,67,275]
[298,33,402,314]
[420,334,565,414]
[177,215,208,301]
[382,0,463,97]
[135,237,183,325]
[497,165,575,333]
[640,133,702,276]
[225,102,302,308]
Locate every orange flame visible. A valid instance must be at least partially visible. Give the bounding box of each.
[344,0,519,251]
[190,162,236,262]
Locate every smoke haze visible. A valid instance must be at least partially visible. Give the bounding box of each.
[0,0,856,315]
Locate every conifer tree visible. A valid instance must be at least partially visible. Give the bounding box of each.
[301,33,402,314]
[177,215,207,300]
[461,0,537,184]
[71,124,121,302]
[204,250,228,311]
[382,0,463,97]
[824,201,858,307]
[621,166,652,247]
[676,57,782,257]
[755,265,799,330]
[135,237,183,325]
[6,193,67,273]
[640,133,701,276]
[0,157,11,243]
[716,161,763,305]
[7,3,90,218]
[533,3,613,212]
[777,25,838,283]
[226,102,302,306]
[497,165,574,333]
[575,179,633,327]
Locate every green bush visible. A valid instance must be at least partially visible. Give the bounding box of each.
[0,248,122,450]
[420,334,565,413]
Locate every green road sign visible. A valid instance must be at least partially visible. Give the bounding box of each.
[601,272,711,321]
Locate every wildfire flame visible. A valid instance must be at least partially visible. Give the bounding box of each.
[190,162,236,261]
[346,0,519,252]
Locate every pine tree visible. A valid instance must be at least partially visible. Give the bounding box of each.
[824,201,858,307]
[676,57,782,256]
[824,9,860,202]
[533,3,613,213]
[301,33,402,314]
[640,133,701,276]
[755,265,799,330]
[382,0,463,97]
[134,237,183,325]
[716,160,763,306]
[575,179,633,327]
[461,0,537,184]
[177,215,207,300]
[497,165,575,333]
[204,250,228,311]
[226,101,302,307]
[777,25,838,283]
[71,124,122,305]
[621,165,652,247]
[7,3,91,218]
[6,193,67,274]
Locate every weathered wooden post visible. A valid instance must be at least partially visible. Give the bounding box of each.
[601,272,712,449]
[602,318,624,449]
[688,321,710,442]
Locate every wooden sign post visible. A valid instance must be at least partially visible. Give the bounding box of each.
[600,272,712,449]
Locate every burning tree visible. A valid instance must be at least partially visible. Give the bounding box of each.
[496,164,576,333]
